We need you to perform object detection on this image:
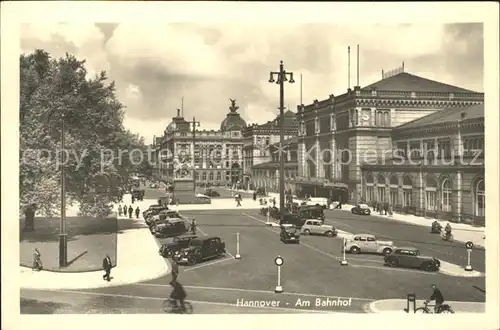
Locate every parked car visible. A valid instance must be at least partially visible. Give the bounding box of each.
[149,182,159,188]
[351,204,371,215]
[270,207,280,219]
[173,236,226,265]
[204,189,220,197]
[298,205,325,221]
[143,205,169,220]
[159,234,198,257]
[131,188,145,201]
[301,219,337,237]
[304,197,329,209]
[153,219,189,238]
[384,247,440,271]
[345,234,394,255]
[280,224,300,244]
[146,209,181,226]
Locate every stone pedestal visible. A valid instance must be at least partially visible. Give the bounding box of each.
[173,179,196,204]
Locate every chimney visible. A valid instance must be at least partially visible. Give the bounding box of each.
[461,111,466,120]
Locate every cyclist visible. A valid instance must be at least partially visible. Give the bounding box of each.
[426,284,444,313]
[169,280,187,313]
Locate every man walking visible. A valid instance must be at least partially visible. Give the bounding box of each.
[123,205,127,216]
[32,248,42,271]
[128,205,133,219]
[102,254,112,281]
[118,205,123,217]
[135,206,140,219]
[170,258,179,282]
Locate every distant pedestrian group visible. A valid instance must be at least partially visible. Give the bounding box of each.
[118,204,140,219]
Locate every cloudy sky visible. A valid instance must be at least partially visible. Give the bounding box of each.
[20,23,483,144]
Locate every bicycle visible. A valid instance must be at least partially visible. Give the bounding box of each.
[414,301,454,314]
[162,298,193,314]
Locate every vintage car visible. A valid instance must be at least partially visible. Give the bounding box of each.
[304,197,329,209]
[345,234,394,255]
[158,234,198,257]
[384,247,441,271]
[301,219,337,237]
[280,224,300,244]
[143,205,169,220]
[270,207,280,219]
[131,188,145,201]
[153,218,189,238]
[204,189,220,197]
[149,182,159,188]
[173,236,226,265]
[279,212,307,229]
[146,209,181,226]
[298,205,325,221]
[351,204,372,215]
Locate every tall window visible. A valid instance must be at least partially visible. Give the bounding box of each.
[377,174,386,202]
[425,177,437,211]
[409,141,421,158]
[476,179,485,217]
[389,176,398,206]
[202,172,207,181]
[441,179,452,212]
[366,174,374,202]
[402,176,412,207]
[216,172,221,180]
[209,172,214,181]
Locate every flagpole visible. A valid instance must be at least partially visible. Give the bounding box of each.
[300,74,303,105]
[181,97,184,117]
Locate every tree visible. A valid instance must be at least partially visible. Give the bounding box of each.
[20,50,147,223]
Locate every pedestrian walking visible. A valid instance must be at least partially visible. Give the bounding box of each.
[123,205,127,216]
[118,205,123,217]
[190,218,197,235]
[102,254,112,281]
[272,198,276,207]
[131,195,135,204]
[128,206,133,218]
[135,206,140,219]
[32,248,43,271]
[170,258,179,282]
[236,195,241,207]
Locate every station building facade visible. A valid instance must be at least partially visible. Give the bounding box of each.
[153,101,247,186]
[296,69,484,212]
[360,104,484,226]
[250,137,298,193]
[242,110,298,187]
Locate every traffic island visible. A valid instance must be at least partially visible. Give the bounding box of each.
[438,261,484,277]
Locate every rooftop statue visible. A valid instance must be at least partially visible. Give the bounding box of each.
[229,99,239,113]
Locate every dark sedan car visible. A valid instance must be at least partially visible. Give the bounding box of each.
[159,234,198,257]
[351,203,371,215]
[173,236,226,265]
[280,224,300,244]
[204,189,220,197]
[384,247,441,272]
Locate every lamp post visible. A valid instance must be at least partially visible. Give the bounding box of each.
[269,61,295,223]
[59,112,68,268]
[190,116,201,190]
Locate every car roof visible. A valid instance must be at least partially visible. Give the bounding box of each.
[195,236,221,241]
[281,223,295,227]
[354,234,375,237]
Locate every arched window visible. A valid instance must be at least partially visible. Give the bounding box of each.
[377,174,386,202]
[441,179,452,212]
[402,176,412,208]
[425,177,437,211]
[476,179,485,217]
[389,176,399,206]
[366,174,374,202]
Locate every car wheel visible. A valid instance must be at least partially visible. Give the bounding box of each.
[366,211,371,215]
[350,246,360,254]
[303,229,311,235]
[351,210,355,214]
[389,259,399,267]
[187,255,197,266]
[382,248,392,256]
[325,231,335,237]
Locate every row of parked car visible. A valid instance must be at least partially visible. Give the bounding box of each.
[142,204,228,266]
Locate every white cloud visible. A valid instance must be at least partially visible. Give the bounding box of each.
[20,23,483,144]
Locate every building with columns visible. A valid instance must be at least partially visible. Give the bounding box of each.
[295,69,484,207]
[153,101,247,186]
[250,137,298,193]
[361,104,484,226]
[242,110,298,187]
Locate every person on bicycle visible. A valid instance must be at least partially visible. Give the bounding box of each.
[444,223,452,238]
[426,284,444,313]
[169,280,187,312]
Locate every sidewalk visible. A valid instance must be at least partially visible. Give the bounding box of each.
[366,298,485,313]
[20,219,170,290]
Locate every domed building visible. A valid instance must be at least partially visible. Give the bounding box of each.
[153,100,247,188]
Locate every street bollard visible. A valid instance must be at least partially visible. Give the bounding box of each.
[274,256,284,293]
[404,293,416,313]
[340,237,348,266]
[464,241,474,271]
[235,232,241,259]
